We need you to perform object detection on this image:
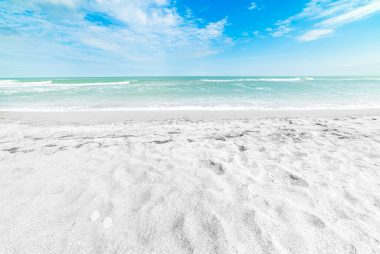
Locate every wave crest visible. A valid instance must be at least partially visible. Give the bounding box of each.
[201,78,304,82]
[0,80,131,88]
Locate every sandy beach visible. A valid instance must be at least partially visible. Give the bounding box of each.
[3,0,380,252]
[1,110,380,253]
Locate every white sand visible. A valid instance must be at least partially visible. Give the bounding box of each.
[0,113,380,253]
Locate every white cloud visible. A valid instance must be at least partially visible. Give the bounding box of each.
[248,2,257,10]
[320,1,380,26]
[271,23,293,37]
[0,0,231,60]
[270,0,380,41]
[154,0,168,5]
[252,31,261,37]
[36,0,80,8]
[297,29,334,41]
[80,36,121,52]
[201,19,227,39]
[296,0,366,20]
[86,0,230,55]
[91,0,181,29]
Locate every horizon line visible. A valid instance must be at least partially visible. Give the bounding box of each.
[2,75,380,79]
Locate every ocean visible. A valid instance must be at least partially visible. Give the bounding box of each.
[1,76,380,111]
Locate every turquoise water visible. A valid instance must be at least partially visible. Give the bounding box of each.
[1,77,380,111]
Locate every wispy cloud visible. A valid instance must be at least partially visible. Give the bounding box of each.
[297,29,334,41]
[39,0,80,8]
[270,0,380,41]
[271,20,294,37]
[248,2,258,10]
[320,1,380,26]
[0,0,231,62]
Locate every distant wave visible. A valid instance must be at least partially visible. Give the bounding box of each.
[95,81,131,85]
[341,78,380,81]
[0,80,131,88]
[307,77,380,81]
[254,87,271,90]
[201,77,380,82]
[0,80,17,83]
[201,78,305,82]
[259,78,303,82]
[0,80,53,87]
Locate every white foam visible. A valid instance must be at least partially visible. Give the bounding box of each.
[0,79,17,83]
[0,80,131,88]
[201,78,303,82]
[254,87,271,90]
[2,103,380,112]
[258,77,302,82]
[201,77,380,82]
[0,80,53,87]
[316,77,380,81]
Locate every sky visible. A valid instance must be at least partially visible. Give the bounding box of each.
[1,0,380,77]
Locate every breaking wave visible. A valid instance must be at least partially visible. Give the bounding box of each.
[0,80,131,88]
[201,78,306,82]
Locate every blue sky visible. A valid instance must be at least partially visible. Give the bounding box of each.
[1,0,380,77]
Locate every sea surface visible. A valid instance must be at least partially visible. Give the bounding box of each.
[1,76,380,111]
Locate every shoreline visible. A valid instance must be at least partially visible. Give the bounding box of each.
[1,108,380,123]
